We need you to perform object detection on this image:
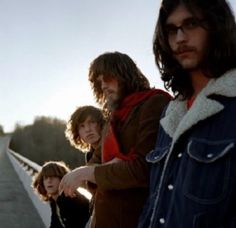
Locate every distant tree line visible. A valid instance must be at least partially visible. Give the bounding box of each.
[9,116,85,169]
[0,125,4,135]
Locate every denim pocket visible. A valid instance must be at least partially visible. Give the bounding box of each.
[183,138,235,204]
[146,145,169,163]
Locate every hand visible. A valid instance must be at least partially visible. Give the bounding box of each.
[59,166,95,197]
[105,157,122,165]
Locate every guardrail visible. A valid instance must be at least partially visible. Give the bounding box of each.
[7,149,51,228]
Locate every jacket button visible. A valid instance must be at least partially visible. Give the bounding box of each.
[207,153,213,158]
[159,218,165,224]
[177,153,182,158]
[168,184,174,190]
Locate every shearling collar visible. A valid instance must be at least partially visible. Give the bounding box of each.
[160,69,236,144]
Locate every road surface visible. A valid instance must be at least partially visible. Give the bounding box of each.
[0,136,45,228]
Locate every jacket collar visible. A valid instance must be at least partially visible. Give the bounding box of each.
[160,69,236,144]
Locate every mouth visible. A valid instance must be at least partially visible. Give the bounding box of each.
[86,134,95,139]
[46,185,53,189]
[175,49,196,60]
[174,46,195,56]
[176,51,193,57]
[104,90,114,97]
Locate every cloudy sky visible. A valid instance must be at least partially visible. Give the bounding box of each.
[1,0,236,132]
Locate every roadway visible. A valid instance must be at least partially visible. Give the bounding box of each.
[0,136,45,228]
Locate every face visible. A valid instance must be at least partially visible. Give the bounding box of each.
[78,115,101,148]
[97,74,119,109]
[166,4,209,71]
[43,176,61,197]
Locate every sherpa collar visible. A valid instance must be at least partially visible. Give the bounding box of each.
[160,69,236,144]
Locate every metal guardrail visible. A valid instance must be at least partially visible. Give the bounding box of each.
[7,149,51,228]
[8,149,41,174]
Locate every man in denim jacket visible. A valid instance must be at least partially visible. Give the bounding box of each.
[138,0,236,227]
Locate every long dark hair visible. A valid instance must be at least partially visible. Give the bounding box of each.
[154,0,236,99]
[32,161,70,201]
[89,52,150,109]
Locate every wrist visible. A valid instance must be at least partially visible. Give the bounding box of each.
[84,166,96,183]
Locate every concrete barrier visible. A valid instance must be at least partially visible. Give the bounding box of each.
[7,150,50,228]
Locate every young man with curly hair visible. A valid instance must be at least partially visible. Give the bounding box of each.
[65,105,105,163]
[65,105,105,227]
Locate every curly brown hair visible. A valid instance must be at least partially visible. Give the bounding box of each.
[32,161,70,201]
[89,52,150,110]
[65,105,105,151]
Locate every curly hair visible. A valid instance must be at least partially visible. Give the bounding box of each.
[32,161,70,201]
[153,0,236,99]
[65,105,105,151]
[88,52,150,110]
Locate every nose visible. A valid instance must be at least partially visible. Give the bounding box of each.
[176,28,187,43]
[84,124,91,132]
[100,78,108,91]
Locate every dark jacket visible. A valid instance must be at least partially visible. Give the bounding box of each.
[138,69,236,228]
[50,193,90,228]
[89,92,171,228]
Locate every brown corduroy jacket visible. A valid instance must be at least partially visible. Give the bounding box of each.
[88,92,171,228]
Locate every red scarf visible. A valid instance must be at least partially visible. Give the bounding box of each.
[102,89,171,162]
[187,95,196,109]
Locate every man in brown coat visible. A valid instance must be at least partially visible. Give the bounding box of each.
[59,51,171,228]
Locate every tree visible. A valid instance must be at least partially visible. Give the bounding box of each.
[0,125,4,135]
[9,116,85,169]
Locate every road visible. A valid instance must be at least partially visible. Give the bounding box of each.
[0,136,45,228]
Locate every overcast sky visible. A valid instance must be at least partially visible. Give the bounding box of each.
[1,0,236,132]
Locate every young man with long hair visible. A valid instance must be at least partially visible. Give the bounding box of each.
[32,161,89,228]
[138,0,236,227]
[59,52,171,228]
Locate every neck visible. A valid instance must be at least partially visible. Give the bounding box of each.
[91,142,99,150]
[107,101,119,112]
[51,194,59,201]
[190,70,210,97]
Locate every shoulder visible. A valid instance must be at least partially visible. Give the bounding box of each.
[150,93,171,103]
[57,193,89,211]
[140,91,172,114]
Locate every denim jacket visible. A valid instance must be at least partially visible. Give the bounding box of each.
[138,69,236,228]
